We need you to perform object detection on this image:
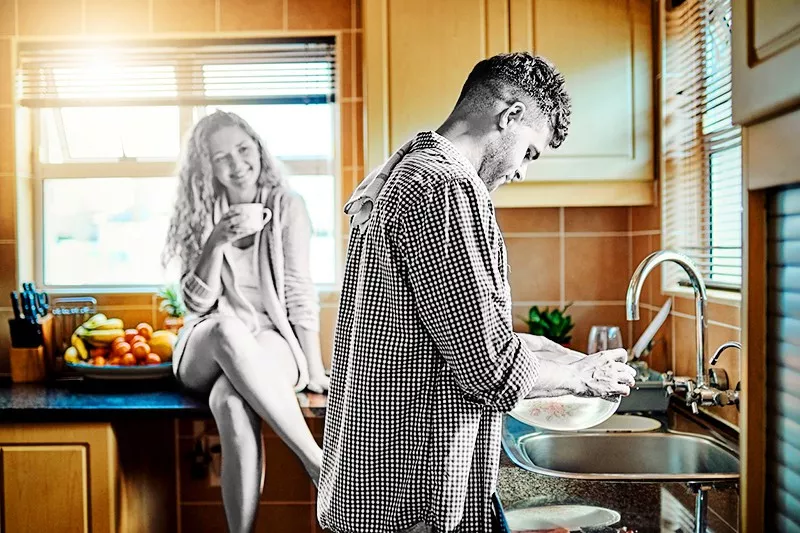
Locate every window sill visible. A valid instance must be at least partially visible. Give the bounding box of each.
[662,285,742,306]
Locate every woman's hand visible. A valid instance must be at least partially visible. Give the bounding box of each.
[207,208,256,249]
[306,373,330,394]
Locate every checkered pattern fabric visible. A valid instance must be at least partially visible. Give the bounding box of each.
[318,131,540,533]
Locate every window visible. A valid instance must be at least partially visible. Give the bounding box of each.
[662,0,742,290]
[20,39,337,289]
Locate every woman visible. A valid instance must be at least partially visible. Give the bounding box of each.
[163,110,329,533]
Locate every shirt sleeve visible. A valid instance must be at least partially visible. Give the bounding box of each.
[282,192,321,332]
[180,269,221,314]
[399,176,539,412]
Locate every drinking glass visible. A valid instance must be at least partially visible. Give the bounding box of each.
[587,325,624,354]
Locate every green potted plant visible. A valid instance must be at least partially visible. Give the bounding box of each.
[522,303,575,347]
[157,283,187,334]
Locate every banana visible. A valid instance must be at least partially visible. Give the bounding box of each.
[71,327,89,360]
[94,318,124,330]
[82,313,108,330]
[79,328,126,346]
[64,346,80,364]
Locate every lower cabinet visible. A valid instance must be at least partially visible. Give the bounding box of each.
[0,423,118,533]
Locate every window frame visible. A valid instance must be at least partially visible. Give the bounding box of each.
[32,103,341,293]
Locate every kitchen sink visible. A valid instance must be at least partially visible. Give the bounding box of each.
[503,417,739,483]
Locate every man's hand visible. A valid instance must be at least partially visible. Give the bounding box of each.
[567,348,637,398]
[520,336,636,399]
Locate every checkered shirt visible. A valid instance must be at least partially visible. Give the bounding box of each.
[317,131,540,533]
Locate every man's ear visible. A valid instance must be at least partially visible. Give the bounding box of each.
[498,101,527,130]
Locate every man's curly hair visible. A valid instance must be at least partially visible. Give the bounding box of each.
[456,52,571,148]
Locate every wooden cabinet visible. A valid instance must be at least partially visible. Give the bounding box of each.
[732,0,800,127]
[363,0,655,207]
[363,0,509,170]
[0,423,118,533]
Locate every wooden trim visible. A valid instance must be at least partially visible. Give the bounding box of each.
[362,0,390,171]
[491,179,655,207]
[745,106,800,190]
[741,187,767,532]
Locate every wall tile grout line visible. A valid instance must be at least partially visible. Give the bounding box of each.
[559,207,565,306]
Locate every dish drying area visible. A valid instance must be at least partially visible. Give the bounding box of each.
[499,251,742,532]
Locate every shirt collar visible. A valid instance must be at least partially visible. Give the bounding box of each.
[409,131,485,188]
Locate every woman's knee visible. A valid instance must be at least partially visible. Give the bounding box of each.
[208,316,253,361]
[209,374,243,416]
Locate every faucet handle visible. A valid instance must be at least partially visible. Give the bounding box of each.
[708,367,730,391]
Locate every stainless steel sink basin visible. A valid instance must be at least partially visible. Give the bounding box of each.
[503,418,740,483]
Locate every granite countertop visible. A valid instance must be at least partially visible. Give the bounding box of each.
[0,377,327,421]
[496,405,740,532]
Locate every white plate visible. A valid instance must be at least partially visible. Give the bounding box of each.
[66,362,173,380]
[506,505,621,531]
[573,414,661,433]
[509,394,620,431]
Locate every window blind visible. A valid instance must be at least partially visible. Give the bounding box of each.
[663,0,742,290]
[16,37,335,107]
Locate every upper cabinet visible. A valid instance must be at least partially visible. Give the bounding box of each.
[363,0,509,170]
[363,0,655,207]
[732,0,800,126]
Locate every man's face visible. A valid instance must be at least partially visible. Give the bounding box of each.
[478,105,553,192]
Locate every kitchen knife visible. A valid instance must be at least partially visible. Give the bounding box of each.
[629,299,672,361]
[10,292,21,320]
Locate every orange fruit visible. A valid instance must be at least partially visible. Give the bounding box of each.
[108,357,122,366]
[146,353,162,365]
[111,341,131,359]
[136,323,154,340]
[124,329,139,343]
[90,347,109,358]
[121,353,137,366]
[94,356,107,366]
[111,337,127,349]
[130,334,147,346]
[131,342,151,360]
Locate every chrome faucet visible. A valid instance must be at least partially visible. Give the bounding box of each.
[625,250,711,414]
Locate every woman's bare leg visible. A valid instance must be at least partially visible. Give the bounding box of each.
[177,316,321,482]
[209,373,264,533]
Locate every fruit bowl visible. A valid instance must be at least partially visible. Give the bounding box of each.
[66,361,173,380]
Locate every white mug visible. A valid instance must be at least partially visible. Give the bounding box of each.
[232,203,272,235]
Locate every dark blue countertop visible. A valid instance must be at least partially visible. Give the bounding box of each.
[0,378,327,421]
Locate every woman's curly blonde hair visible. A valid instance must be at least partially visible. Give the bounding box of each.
[162,110,286,273]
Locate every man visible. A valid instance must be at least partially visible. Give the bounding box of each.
[318,53,636,533]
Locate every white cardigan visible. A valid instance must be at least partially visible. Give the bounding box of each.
[175,187,320,392]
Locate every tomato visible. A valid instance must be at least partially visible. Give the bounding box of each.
[131,342,151,360]
[111,342,131,359]
[124,329,139,343]
[136,323,154,340]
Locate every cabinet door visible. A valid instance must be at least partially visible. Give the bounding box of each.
[732,0,800,126]
[504,0,653,184]
[1,445,89,533]
[0,423,117,533]
[364,0,509,170]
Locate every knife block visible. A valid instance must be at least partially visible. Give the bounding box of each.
[10,346,47,383]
